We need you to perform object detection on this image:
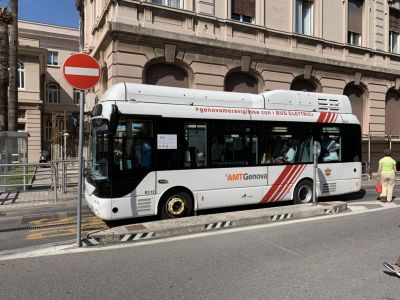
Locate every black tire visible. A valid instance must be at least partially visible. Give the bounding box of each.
[293,180,313,204]
[160,191,193,219]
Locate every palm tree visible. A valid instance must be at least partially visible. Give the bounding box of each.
[8,0,18,131]
[0,7,12,132]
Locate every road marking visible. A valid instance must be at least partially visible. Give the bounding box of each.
[347,206,368,212]
[25,215,108,240]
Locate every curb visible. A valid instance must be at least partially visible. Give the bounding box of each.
[86,201,347,247]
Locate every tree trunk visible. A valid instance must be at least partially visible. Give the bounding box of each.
[8,0,18,131]
[0,8,11,132]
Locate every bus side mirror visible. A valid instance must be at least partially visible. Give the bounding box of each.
[109,104,120,135]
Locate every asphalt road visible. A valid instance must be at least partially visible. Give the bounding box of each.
[0,183,391,252]
[1,204,400,299]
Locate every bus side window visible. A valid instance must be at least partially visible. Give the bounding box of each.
[185,123,207,168]
[319,127,341,163]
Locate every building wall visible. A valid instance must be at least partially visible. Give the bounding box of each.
[17,45,45,162]
[18,20,80,161]
[77,0,400,167]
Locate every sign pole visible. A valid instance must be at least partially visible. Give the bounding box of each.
[77,90,84,247]
[62,53,100,247]
[312,141,319,206]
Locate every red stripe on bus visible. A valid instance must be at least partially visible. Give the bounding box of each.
[262,164,303,203]
[326,113,334,123]
[323,112,331,123]
[273,165,307,202]
[260,165,294,203]
[287,165,308,198]
[317,112,326,123]
[272,165,303,202]
[271,165,303,202]
[329,113,337,123]
[333,113,338,123]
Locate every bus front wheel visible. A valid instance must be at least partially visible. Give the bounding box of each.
[293,180,313,204]
[160,191,193,219]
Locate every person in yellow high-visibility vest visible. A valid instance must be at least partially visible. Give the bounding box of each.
[377,148,397,203]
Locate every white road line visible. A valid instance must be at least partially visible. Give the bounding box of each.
[1,204,400,261]
[347,206,368,212]
[64,67,99,76]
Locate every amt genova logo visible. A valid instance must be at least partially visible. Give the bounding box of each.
[226,172,267,181]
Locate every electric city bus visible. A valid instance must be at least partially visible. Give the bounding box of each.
[85,83,362,221]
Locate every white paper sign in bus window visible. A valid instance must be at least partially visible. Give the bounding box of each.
[157,134,177,149]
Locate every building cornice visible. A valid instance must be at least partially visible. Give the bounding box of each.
[110,21,400,78]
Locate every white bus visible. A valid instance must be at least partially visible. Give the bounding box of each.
[85,83,362,221]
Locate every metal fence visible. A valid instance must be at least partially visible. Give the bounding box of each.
[362,134,400,180]
[0,159,81,205]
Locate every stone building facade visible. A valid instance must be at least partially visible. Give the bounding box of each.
[76,0,400,171]
[18,20,79,161]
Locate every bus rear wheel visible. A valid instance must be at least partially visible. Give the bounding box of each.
[293,180,313,204]
[160,191,193,219]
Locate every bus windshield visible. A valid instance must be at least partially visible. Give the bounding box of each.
[88,119,109,181]
[112,117,153,180]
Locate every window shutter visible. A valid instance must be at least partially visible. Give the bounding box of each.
[390,9,400,33]
[348,0,363,34]
[232,0,255,18]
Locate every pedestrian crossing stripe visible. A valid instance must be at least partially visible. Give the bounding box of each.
[203,221,232,230]
[120,232,155,242]
[324,207,340,214]
[271,213,292,221]
[81,237,101,247]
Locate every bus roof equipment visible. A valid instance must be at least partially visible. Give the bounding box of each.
[100,83,352,114]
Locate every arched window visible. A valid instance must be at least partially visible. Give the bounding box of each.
[290,78,316,92]
[385,89,400,135]
[224,72,258,93]
[46,82,61,103]
[344,84,364,129]
[18,61,25,89]
[45,120,52,141]
[145,63,189,88]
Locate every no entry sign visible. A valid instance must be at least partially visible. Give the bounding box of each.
[63,53,100,90]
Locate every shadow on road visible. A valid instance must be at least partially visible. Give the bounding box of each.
[104,189,371,228]
[319,189,367,202]
[383,270,399,278]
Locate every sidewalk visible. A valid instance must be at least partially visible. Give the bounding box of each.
[0,189,79,212]
[0,161,80,212]
[85,201,347,246]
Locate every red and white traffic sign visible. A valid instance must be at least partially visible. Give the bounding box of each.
[63,53,100,90]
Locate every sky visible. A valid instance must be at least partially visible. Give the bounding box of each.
[1,0,79,28]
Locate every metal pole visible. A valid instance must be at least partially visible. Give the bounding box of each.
[77,90,84,247]
[312,141,318,206]
[368,134,371,181]
[64,133,67,160]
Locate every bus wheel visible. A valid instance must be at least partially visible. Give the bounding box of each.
[160,191,193,219]
[293,180,313,204]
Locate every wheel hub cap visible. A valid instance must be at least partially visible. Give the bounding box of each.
[167,197,185,216]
